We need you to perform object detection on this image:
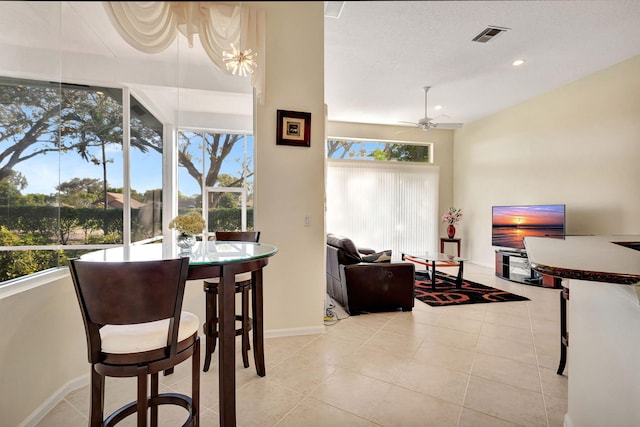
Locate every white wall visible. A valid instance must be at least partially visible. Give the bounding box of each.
[454,55,640,266]
[254,2,326,334]
[326,121,455,239]
[567,279,640,427]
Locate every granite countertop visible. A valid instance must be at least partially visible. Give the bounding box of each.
[524,235,640,285]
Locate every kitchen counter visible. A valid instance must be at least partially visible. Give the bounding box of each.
[525,234,640,286]
[524,235,640,427]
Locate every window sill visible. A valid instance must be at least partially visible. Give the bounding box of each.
[0,267,69,299]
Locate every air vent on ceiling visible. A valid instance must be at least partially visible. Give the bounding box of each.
[324,1,345,19]
[472,26,510,43]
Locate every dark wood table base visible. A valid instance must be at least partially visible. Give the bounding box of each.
[188,257,270,426]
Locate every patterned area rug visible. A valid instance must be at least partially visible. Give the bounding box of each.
[415,271,529,307]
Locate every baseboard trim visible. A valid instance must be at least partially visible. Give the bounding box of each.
[19,374,89,427]
[265,326,325,338]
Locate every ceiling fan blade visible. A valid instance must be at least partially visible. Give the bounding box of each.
[403,86,462,132]
[432,122,464,129]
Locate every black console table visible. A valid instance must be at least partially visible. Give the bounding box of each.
[495,250,561,288]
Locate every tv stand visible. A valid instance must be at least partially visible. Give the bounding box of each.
[495,250,561,288]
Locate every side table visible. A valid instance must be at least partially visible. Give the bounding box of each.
[440,237,461,257]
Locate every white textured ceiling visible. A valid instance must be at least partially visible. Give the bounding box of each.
[3,1,640,131]
[324,0,640,127]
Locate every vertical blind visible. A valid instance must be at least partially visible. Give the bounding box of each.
[326,159,439,259]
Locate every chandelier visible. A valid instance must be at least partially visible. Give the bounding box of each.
[223,44,257,77]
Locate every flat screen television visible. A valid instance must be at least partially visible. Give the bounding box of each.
[492,204,566,250]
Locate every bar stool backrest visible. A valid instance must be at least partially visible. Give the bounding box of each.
[214,231,260,243]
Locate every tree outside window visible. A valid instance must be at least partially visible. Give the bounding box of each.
[0,77,163,282]
[177,130,254,232]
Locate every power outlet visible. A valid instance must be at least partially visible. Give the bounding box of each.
[304,215,311,227]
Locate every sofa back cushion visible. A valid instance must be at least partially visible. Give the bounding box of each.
[327,233,362,265]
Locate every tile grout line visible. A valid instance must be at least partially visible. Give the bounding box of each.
[455,304,485,427]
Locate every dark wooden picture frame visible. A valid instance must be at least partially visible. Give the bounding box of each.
[276,110,311,147]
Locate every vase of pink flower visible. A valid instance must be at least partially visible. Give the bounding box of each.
[442,207,462,238]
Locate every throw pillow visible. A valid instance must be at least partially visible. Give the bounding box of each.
[362,250,392,263]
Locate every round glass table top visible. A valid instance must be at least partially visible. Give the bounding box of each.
[80,241,278,265]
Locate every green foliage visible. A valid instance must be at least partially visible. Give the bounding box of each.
[0,203,255,283]
[0,206,123,244]
[56,178,103,207]
[387,144,430,162]
[370,148,388,161]
[0,226,64,281]
[207,207,254,232]
[85,233,121,244]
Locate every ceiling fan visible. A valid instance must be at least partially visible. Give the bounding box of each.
[400,86,464,132]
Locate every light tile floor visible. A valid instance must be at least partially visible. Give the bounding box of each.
[37,263,568,426]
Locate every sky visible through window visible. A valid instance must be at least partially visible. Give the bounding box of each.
[12,135,251,197]
[178,133,253,197]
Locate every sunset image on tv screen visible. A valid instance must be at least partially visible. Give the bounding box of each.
[492,205,565,249]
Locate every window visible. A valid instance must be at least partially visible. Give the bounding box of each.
[326,137,438,257]
[177,130,254,233]
[326,159,439,257]
[0,77,163,283]
[129,96,164,242]
[327,138,432,162]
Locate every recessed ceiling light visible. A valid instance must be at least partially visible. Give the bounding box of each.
[512,59,526,66]
[434,105,442,111]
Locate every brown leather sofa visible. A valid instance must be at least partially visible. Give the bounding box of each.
[326,233,415,315]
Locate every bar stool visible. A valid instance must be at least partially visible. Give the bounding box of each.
[68,257,200,427]
[558,279,570,375]
[202,231,261,372]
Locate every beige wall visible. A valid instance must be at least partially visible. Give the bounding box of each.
[326,121,455,239]
[0,273,87,427]
[454,54,640,266]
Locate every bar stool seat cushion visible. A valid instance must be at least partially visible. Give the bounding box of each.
[101,311,199,354]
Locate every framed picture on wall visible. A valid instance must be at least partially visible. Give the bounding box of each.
[276,110,311,147]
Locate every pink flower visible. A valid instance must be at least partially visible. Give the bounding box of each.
[442,207,462,225]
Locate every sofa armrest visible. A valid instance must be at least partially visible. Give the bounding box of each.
[342,262,415,314]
